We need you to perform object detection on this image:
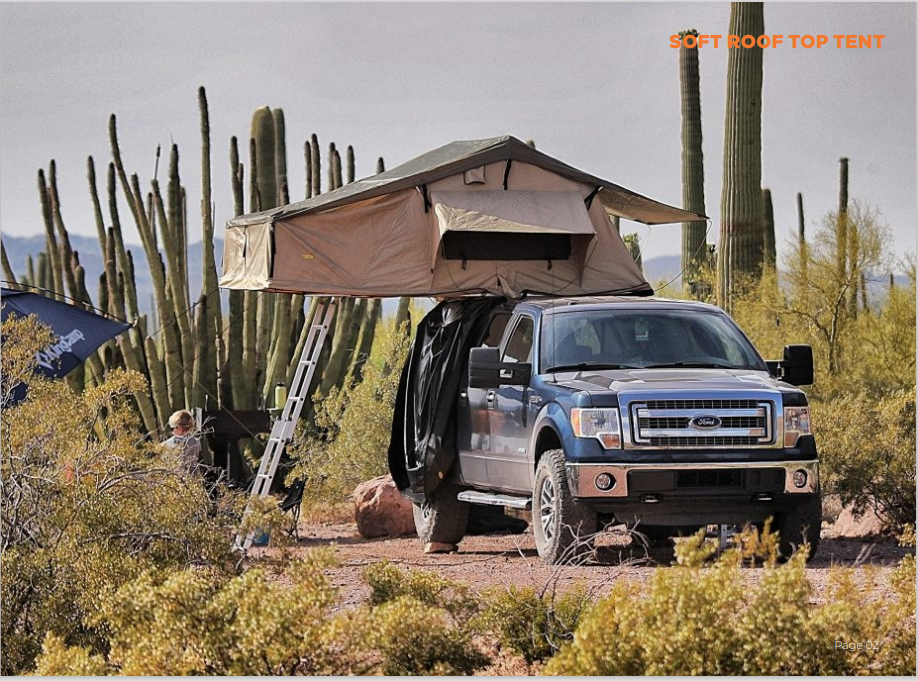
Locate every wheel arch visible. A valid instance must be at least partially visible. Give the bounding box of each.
[531,420,563,471]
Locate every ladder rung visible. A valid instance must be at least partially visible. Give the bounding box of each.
[234,296,339,550]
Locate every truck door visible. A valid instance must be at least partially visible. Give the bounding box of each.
[489,313,535,492]
[456,310,511,487]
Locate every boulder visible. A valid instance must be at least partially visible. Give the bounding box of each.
[353,474,416,539]
[825,504,886,539]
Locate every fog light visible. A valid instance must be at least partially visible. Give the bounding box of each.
[792,469,808,489]
[595,473,615,491]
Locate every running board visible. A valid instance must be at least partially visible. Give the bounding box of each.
[457,490,532,510]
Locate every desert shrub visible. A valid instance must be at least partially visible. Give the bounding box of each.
[363,559,479,623]
[29,549,376,676]
[288,316,411,502]
[367,595,489,675]
[0,316,241,675]
[813,387,916,531]
[361,561,491,674]
[30,550,494,676]
[544,529,916,676]
[95,549,367,675]
[28,633,110,676]
[475,583,592,663]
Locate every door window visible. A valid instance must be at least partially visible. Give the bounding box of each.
[482,313,512,348]
[502,316,534,364]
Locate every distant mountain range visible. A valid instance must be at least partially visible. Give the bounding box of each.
[2,233,213,317]
[1,234,902,315]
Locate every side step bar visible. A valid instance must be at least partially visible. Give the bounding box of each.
[457,490,532,510]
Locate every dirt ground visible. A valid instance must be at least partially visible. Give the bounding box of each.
[249,514,915,609]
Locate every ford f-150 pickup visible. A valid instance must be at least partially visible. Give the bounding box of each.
[410,296,820,564]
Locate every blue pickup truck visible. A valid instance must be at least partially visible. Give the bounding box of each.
[405,296,820,564]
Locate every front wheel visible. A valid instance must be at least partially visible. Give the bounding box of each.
[533,450,597,564]
[412,483,469,546]
[773,492,822,561]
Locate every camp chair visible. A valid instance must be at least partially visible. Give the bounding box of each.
[280,479,306,538]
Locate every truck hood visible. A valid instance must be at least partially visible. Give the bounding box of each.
[548,367,782,394]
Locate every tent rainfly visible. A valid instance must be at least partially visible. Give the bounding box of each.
[219,136,706,298]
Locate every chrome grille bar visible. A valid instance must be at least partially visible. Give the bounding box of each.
[629,399,774,448]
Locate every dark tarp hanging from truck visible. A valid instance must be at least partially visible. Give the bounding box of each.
[388,297,505,498]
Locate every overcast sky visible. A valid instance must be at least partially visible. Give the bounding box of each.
[1,2,914,271]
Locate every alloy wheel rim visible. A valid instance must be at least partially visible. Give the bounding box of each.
[540,478,556,541]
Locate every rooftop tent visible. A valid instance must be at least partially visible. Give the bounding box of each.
[219,136,706,298]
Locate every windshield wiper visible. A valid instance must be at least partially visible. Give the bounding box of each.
[642,361,739,369]
[545,362,638,373]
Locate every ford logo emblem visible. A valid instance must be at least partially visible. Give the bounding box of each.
[690,416,722,430]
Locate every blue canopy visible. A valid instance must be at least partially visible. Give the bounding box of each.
[1,288,131,403]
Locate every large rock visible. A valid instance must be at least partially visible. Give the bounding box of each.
[353,474,416,539]
[824,504,886,539]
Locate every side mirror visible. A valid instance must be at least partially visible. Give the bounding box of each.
[770,344,814,386]
[469,347,532,389]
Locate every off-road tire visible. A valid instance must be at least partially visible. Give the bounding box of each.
[533,449,598,564]
[774,492,822,562]
[413,484,469,545]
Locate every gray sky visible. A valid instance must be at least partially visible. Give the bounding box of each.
[1,2,915,270]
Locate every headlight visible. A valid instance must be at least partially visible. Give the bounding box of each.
[571,408,622,449]
[784,406,811,447]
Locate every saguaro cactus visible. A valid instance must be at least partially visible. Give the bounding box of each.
[796,192,806,278]
[718,2,765,311]
[762,187,776,269]
[837,157,859,318]
[836,157,849,284]
[678,29,707,294]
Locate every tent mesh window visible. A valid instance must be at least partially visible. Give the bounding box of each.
[441,231,572,261]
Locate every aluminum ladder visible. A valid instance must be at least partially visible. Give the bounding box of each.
[234,297,338,550]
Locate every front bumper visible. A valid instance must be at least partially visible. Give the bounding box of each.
[566,459,819,498]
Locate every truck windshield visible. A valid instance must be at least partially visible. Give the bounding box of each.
[540,308,766,372]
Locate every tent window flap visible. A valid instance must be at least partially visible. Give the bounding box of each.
[431,190,594,263]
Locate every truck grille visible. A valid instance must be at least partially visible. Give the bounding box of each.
[630,399,774,448]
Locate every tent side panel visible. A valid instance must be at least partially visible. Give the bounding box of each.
[268,190,435,297]
[219,222,274,290]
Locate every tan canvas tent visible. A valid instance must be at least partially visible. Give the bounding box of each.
[220,136,705,298]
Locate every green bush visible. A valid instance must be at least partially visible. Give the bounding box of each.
[28,549,376,676]
[368,595,489,675]
[475,584,592,663]
[814,388,916,531]
[363,560,479,623]
[543,529,916,676]
[31,551,491,676]
[29,633,110,676]
[0,315,240,675]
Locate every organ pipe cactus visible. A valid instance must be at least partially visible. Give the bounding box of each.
[1,242,16,285]
[198,87,221,403]
[37,169,64,301]
[273,108,289,205]
[718,2,765,312]
[346,145,356,185]
[678,28,707,295]
[623,233,643,273]
[6,93,387,448]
